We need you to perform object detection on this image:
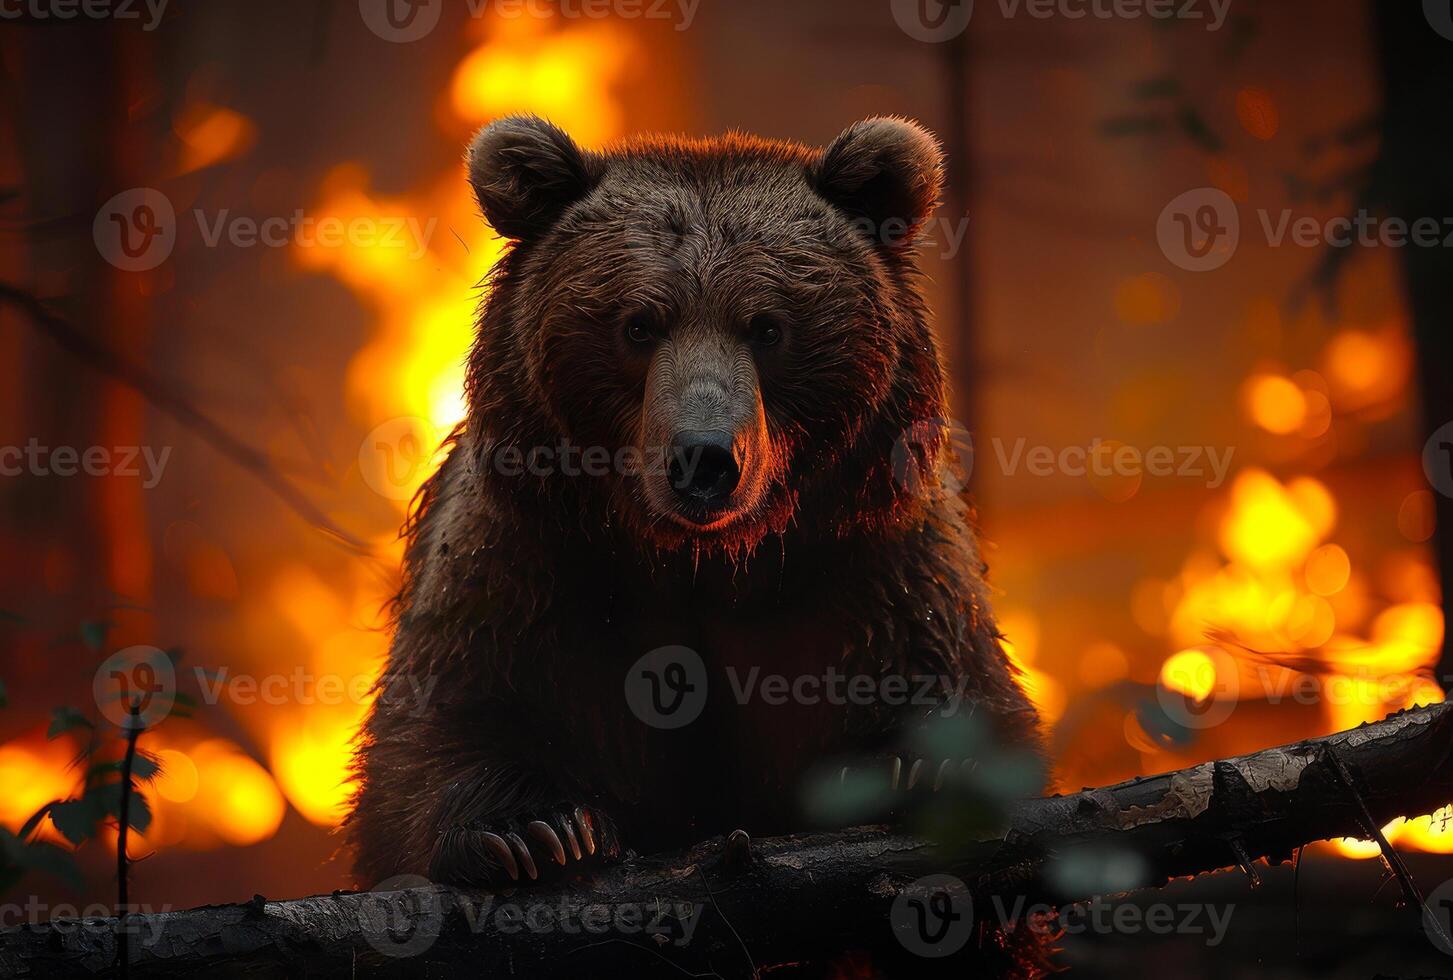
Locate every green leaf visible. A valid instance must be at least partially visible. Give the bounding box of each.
[0,608,23,624]
[89,782,152,834]
[88,753,161,782]
[129,792,152,834]
[1176,106,1223,153]
[47,706,94,739]
[0,828,83,888]
[18,802,56,842]
[1131,77,1180,100]
[1099,113,1167,138]
[49,800,96,846]
[80,620,112,652]
[23,844,82,888]
[132,753,161,781]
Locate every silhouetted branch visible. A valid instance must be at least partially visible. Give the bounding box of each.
[2,704,1451,977]
[0,282,369,554]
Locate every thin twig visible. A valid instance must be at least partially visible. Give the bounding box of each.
[0,282,370,554]
[694,866,758,980]
[115,702,141,980]
[1227,836,1261,890]
[1322,744,1453,952]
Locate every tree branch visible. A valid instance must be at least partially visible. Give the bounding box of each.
[0,282,369,554]
[3,703,1452,978]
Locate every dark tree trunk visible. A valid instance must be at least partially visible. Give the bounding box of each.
[1372,0,1453,687]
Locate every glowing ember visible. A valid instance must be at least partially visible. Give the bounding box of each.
[1242,374,1307,435]
[0,738,77,840]
[1159,649,1218,703]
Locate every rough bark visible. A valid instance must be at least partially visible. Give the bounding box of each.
[3,703,1451,978]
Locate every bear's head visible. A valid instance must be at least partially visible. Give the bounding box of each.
[465,115,951,556]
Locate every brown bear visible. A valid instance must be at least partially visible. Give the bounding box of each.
[348,114,1044,964]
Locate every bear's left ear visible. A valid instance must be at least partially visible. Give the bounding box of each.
[812,117,944,251]
[467,115,597,241]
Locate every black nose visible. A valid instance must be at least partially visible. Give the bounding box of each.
[669,429,740,513]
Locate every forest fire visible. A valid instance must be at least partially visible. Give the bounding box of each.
[3,4,1453,975]
[0,9,1443,868]
[0,14,642,857]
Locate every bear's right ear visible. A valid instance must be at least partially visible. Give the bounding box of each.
[812,117,944,251]
[467,115,596,241]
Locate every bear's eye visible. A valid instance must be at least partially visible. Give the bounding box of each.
[624,313,657,346]
[749,314,784,349]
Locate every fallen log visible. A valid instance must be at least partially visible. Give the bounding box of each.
[3,703,1451,978]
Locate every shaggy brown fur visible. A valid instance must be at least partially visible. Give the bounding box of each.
[347,115,1044,972]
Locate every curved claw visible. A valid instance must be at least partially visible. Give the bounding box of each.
[528,820,567,867]
[559,815,583,861]
[481,831,519,881]
[505,831,538,881]
[574,806,597,856]
[934,759,953,792]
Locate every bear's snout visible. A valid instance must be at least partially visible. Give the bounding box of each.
[635,328,774,537]
[668,428,741,519]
